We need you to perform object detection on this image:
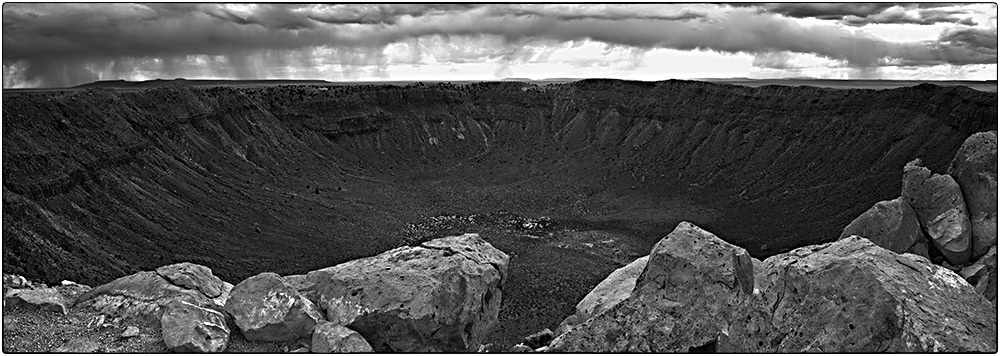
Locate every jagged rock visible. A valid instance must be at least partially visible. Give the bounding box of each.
[156,262,226,298]
[4,288,69,314]
[103,317,122,330]
[86,314,107,329]
[74,269,224,323]
[52,337,101,353]
[304,233,509,352]
[212,282,234,308]
[509,344,532,353]
[901,158,973,265]
[722,236,997,353]
[290,347,310,353]
[161,300,230,352]
[959,263,987,282]
[522,328,554,349]
[2,274,30,289]
[311,322,373,353]
[751,256,767,291]
[548,222,753,352]
[941,260,963,272]
[224,272,323,342]
[840,197,929,258]
[55,282,92,304]
[948,131,998,258]
[555,256,648,336]
[960,246,998,307]
[121,325,140,338]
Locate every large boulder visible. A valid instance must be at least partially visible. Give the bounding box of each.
[722,236,997,353]
[311,322,373,353]
[901,158,973,265]
[839,197,929,258]
[156,262,226,298]
[548,222,753,352]
[304,233,509,352]
[74,266,227,323]
[554,255,648,335]
[960,245,998,308]
[4,287,69,314]
[948,131,998,259]
[161,300,230,353]
[224,272,323,342]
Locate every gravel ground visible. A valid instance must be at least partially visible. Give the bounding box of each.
[2,305,163,353]
[2,304,305,353]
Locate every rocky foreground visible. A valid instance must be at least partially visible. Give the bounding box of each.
[534,131,998,353]
[4,233,508,352]
[3,132,997,353]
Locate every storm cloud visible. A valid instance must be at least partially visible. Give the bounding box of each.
[738,3,983,27]
[841,8,979,26]
[2,3,997,87]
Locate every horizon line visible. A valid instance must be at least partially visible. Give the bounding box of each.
[4,77,997,91]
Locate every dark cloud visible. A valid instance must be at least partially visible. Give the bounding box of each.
[736,3,957,20]
[485,5,707,22]
[304,4,479,25]
[731,3,900,19]
[878,27,997,67]
[2,4,997,87]
[207,5,318,30]
[842,8,979,26]
[738,2,981,27]
[939,27,999,50]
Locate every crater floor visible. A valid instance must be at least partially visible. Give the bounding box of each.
[3,79,996,348]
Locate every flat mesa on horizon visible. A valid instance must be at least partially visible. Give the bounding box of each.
[9,77,997,93]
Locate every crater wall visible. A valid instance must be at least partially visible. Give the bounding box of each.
[3,80,995,287]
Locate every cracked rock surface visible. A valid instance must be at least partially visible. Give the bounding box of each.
[5,287,70,314]
[839,197,929,258]
[73,265,229,324]
[311,321,373,353]
[548,222,753,352]
[224,272,323,342]
[161,299,230,352]
[722,236,997,353]
[902,158,973,265]
[304,233,509,352]
[155,262,226,298]
[948,130,998,259]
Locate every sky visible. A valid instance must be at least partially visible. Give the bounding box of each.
[2,2,997,88]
